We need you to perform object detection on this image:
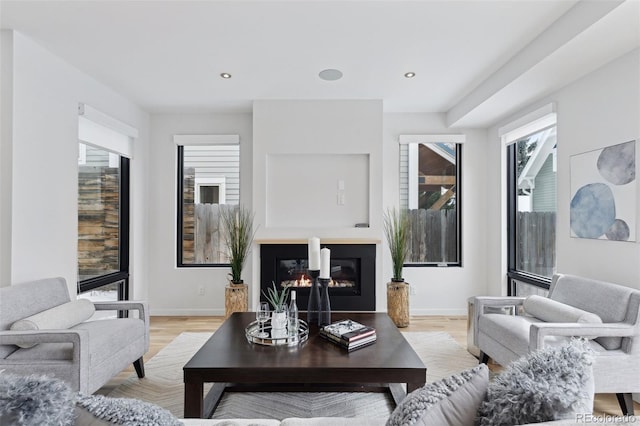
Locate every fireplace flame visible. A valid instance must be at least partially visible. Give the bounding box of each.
[294,275,312,287]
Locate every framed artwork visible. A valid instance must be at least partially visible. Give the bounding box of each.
[570,140,636,241]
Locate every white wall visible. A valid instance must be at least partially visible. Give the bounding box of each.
[147,104,490,315]
[4,32,150,299]
[0,31,14,287]
[252,100,385,309]
[486,49,640,295]
[383,113,489,314]
[252,100,383,242]
[147,113,252,315]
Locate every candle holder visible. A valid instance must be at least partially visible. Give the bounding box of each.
[307,270,320,324]
[318,278,331,327]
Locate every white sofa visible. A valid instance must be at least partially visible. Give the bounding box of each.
[181,419,383,426]
[180,417,638,425]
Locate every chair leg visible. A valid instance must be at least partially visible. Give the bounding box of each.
[616,393,634,416]
[479,351,489,365]
[133,357,145,378]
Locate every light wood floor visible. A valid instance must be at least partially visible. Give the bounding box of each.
[102,315,638,417]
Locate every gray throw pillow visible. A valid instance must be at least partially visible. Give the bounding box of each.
[386,364,489,426]
[476,339,594,426]
[78,394,183,426]
[0,372,77,426]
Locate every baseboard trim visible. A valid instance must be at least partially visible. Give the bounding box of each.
[150,308,224,316]
[149,308,467,316]
[409,308,467,316]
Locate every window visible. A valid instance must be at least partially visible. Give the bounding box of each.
[77,104,135,301]
[77,142,130,296]
[400,137,462,266]
[507,124,557,289]
[176,137,240,266]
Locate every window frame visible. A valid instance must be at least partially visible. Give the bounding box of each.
[399,135,464,268]
[173,139,240,268]
[506,126,557,293]
[77,154,130,297]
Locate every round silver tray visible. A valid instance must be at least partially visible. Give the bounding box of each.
[245,319,309,346]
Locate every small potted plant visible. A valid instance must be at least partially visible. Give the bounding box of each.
[263,282,290,332]
[220,205,256,318]
[383,207,410,327]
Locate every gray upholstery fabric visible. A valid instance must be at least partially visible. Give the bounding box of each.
[0,277,70,358]
[387,365,488,426]
[474,273,640,396]
[549,274,635,349]
[0,277,149,394]
[10,299,96,348]
[524,295,602,324]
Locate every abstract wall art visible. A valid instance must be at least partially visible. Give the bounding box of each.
[570,140,636,241]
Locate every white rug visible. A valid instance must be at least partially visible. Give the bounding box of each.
[108,331,478,419]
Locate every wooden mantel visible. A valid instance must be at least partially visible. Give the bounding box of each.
[255,238,381,245]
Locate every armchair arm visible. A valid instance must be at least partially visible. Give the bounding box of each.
[0,329,90,362]
[93,300,149,349]
[93,300,149,323]
[529,322,636,352]
[473,296,526,345]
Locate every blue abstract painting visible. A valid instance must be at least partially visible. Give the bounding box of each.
[570,140,636,241]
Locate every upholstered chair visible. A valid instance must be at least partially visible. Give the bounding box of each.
[0,277,149,394]
[472,274,640,415]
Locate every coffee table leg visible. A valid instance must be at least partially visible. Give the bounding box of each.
[407,381,423,393]
[184,379,204,418]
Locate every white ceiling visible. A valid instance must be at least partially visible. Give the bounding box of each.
[1,0,638,127]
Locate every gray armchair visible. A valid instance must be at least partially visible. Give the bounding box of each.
[0,277,149,394]
[472,274,640,415]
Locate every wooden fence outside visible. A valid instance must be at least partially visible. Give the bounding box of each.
[184,203,235,264]
[405,208,458,263]
[516,211,556,277]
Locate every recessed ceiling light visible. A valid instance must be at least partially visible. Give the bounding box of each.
[220,73,232,79]
[404,72,416,78]
[319,69,343,81]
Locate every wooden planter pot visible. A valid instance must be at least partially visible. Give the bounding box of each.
[225,282,248,319]
[387,280,410,327]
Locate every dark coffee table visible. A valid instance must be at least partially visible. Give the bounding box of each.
[183,312,426,418]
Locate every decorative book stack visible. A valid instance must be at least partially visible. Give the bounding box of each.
[319,319,377,351]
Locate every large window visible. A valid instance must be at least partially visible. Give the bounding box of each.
[77,142,129,299]
[177,139,240,267]
[400,139,462,266]
[77,104,135,303]
[507,125,557,289]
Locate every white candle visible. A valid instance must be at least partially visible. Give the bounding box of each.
[308,237,321,270]
[320,247,331,279]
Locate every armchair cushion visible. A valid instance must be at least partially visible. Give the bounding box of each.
[477,340,594,426]
[523,295,602,325]
[10,299,95,348]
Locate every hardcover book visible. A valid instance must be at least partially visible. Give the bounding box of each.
[321,319,376,342]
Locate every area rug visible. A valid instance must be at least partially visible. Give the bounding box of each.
[108,331,478,419]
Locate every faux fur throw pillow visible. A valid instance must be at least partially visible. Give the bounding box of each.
[0,372,77,425]
[78,394,183,426]
[476,339,594,426]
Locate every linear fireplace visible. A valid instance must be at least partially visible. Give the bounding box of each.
[260,244,376,311]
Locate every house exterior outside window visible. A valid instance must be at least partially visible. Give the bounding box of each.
[176,137,240,267]
[400,137,462,266]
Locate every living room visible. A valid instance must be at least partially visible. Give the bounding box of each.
[1,1,639,424]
